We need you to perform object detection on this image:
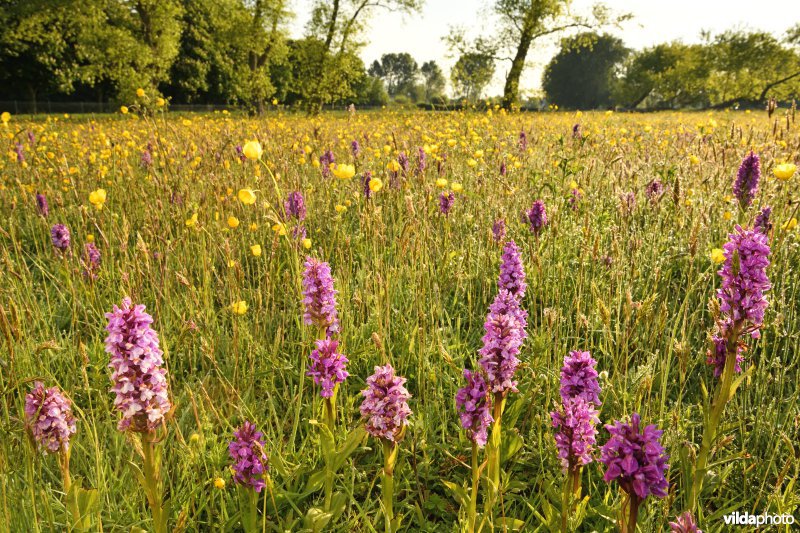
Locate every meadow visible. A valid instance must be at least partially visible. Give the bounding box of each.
[0,107,798,532]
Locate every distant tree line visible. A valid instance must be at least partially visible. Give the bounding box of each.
[1,0,798,112]
[543,26,800,110]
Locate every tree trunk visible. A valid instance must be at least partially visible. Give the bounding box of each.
[502,30,533,109]
[27,84,37,115]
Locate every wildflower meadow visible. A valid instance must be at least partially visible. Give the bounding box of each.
[1,106,799,532]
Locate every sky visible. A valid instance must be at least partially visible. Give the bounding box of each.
[289,0,798,97]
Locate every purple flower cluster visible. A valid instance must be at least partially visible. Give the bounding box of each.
[716,226,771,328]
[455,369,494,447]
[669,512,702,533]
[320,150,335,178]
[706,334,743,378]
[439,192,455,216]
[351,139,360,158]
[141,149,153,167]
[498,240,526,299]
[600,413,669,500]
[229,421,269,492]
[479,292,527,395]
[559,350,602,406]
[568,188,583,210]
[51,224,71,252]
[499,161,507,177]
[362,171,374,199]
[524,200,547,236]
[360,364,412,442]
[492,219,506,242]
[645,180,664,203]
[82,242,101,280]
[284,191,307,221]
[36,193,49,217]
[417,147,426,174]
[754,205,771,234]
[733,151,761,209]
[398,152,409,174]
[307,338,349,398]
[572,123,582,139]
[302,257,340,335]
[551,398,599,471]
[105,298,171,432]
[518,131,528,152]
[24,382,77,454]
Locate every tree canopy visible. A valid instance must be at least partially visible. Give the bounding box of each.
[542,33,628,109]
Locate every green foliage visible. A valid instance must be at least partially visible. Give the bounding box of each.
[80,0,184,102]
[451,53,494,102]
[0,0,94,103]
[420,61,446,102]
[543,32,628,109]
[368,53,418,98]
[614,29,800,110]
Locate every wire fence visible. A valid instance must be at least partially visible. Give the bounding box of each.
[0,101,411,115]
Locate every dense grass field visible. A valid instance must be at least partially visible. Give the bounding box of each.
[1,108,798,532]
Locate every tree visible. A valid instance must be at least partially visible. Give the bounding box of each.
[80,0,184,102]
[420,60,446,102]
[367,52,418,97]
[542,32,628,109]
[0,0,94,108]
[448,1,629,109]
[302,0,421,112]
[703,29,800,107]
[451,53,494,102]
[613,43,710,109]
[277,37,367,107]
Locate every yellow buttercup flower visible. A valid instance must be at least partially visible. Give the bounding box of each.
[238,188,257,205]
[386,160,400,172]
[335,204,347,213]
[136,88,145,98]
[230,301,248,315]
[213,477,226,489]
[227,216,240,228]
[710,248,725,264]
[120,106,128,115]
[185,213,198,227]
[452,182,463,193]
[250,244,262,257]
[243,141,263,161]
[332,164,356,179]
[89,189,107,209]
[723,211,732,221]
[782,218,797,231]
[87,234,95,243]
[435,178,448,188]
[272,223,287,236]
[302,238,312,249]
[689,155,699,165]
[1,112,10,124]
[773,163,796,181]
[369,178,383,193]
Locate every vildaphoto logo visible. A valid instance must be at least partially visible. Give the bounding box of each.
[723,511,796,526]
